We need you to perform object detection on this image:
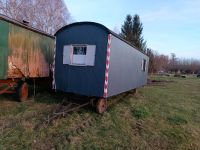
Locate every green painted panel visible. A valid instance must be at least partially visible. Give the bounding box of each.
[0,20,9,79]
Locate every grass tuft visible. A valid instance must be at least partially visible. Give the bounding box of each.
[132,106,150,119]
[167,115,187,125]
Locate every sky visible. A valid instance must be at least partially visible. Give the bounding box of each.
[65,0,200,59]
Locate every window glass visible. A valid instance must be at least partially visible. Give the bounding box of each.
[73,46,87,55]
[142,59,146,71]
[71,46,87,65]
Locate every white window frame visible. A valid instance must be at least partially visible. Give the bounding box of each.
[63,44,96,66]
[71,45,87,66]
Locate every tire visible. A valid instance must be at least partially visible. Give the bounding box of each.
[16,81,29,102]
[132,89,137,95]
[96,98,107,114]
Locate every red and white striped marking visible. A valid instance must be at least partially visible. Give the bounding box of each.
[103,34,112,98]
[52,37,56,89]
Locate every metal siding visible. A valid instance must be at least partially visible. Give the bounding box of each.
[6,21,54,78]
[0,20,9,79]
[107,35,149,97]
[55,24,108,97]
[0,14,53,38]
[63,45,71,64]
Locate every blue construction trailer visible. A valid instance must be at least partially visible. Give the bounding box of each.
[54,22,149,113]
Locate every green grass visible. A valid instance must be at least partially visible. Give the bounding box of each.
[0,75,200,149]
[167,115,187,125]
[132,106,150,119]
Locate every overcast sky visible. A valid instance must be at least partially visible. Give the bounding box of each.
[65,0,200,59]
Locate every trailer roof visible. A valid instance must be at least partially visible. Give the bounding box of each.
[55,21,147,56]
[0,14,54,38]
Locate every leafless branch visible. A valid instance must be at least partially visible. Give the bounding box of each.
[0,0,70,34]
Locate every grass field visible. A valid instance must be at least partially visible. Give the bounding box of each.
[0,75,200,150]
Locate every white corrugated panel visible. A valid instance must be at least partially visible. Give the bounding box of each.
[63,45,71,64]
[72,55,86,65]
[86,45,96,66]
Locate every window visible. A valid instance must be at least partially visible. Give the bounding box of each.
[73,46,87,55]
[63,45,96,66]
[142,59,146,71]
[72,46,87,65]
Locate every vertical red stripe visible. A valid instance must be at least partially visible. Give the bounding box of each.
[52,37,56,89]
[103,34,112,98]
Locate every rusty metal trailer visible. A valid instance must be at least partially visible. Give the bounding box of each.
[0,14,54,101]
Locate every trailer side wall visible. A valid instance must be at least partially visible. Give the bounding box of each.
[0,19,54,79]
[107,34,149,97]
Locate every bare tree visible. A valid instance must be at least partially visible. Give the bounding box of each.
[145,47,200,74]
[146,48,169,73]
[167,53,178,72]
[0,0,70,34]
[146,48,155,73]
[166,56,200,74]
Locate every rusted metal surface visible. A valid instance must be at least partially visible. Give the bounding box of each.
[96,98,107,114]
[45,101,90,125]
[33,96,91,127]
[0,79,17,94]
[17,82,29,101]
[0,16,54,80]
[7,24,54,78]
[0,14,53,38]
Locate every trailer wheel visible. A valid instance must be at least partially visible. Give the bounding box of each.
[96,98,107,114]
[16,82,29,102]
[132,89,137,95]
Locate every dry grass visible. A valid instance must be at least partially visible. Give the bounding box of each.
[0,75,200,149]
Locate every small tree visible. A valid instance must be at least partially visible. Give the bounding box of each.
[121,15,133,42]
[168,53,178,72]
[121,14,147,52]
[146,48,155,73]
[132,14,146,52]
